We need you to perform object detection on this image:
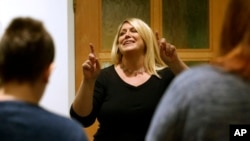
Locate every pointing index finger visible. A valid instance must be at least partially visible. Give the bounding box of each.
[89,43,95,55]
[155,32,160,41]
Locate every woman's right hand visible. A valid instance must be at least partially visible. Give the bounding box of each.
[82,43,101,81]
[72,43,99,117]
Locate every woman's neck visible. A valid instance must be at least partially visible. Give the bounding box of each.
[120,57,146,76]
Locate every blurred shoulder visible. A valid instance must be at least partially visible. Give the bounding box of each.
[169,64,223,88]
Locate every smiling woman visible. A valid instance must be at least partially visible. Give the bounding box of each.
[70,18,188,141]
[102,0,150,50]
[74,1,230,139]
[116,22,146,63]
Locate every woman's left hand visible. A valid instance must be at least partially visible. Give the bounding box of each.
[156,32,179,65]
[156,32,188,74]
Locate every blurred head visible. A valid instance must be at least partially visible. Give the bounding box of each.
[220,0,250,54]
[111,18,166,76]
[213,0,250,79]
[0,17,55,84]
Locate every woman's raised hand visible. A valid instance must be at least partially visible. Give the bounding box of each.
[82,43,101,81]
[155,32,180,65]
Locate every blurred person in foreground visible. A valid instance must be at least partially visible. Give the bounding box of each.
[146,0,250,140]
[0,17,88,141]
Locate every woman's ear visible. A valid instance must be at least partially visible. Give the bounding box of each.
[43,63,55,83]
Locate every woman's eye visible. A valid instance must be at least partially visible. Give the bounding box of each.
[131,28,137,33]
[119,32,125,36]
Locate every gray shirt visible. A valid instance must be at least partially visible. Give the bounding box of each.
[146,65,250,141]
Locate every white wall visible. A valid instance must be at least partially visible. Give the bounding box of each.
[0,0,75,117]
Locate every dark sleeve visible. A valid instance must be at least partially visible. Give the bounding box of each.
[69,105,96,127]
[70,68,108,127]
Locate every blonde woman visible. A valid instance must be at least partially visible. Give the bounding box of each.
[70,18,188,141]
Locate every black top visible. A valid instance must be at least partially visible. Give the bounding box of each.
[70,65,175,141]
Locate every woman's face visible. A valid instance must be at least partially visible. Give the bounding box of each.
[117,22,145,55]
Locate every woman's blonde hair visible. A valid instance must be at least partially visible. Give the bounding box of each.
[111,18,166,77]
[211,0,250,79]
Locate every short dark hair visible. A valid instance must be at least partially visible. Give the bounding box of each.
[0,17,55,84]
